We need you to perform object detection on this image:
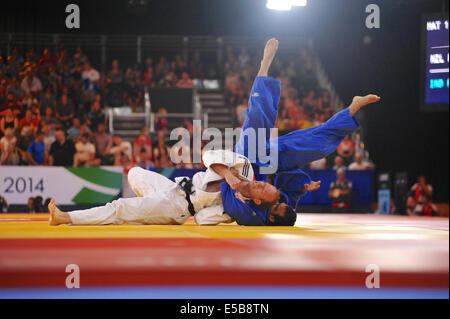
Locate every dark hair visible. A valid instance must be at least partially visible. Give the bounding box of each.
[268,205,297,226]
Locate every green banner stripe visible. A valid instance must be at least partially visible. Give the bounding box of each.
[72,187,118,204]
[65,167,122,189]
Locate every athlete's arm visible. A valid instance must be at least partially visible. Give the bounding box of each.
[210,164,241,190]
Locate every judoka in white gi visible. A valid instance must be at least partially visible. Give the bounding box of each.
[48,149,278,226]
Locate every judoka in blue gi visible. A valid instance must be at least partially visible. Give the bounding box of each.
[219,38,381,226]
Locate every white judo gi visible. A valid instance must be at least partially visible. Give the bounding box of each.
[67,150,255,226]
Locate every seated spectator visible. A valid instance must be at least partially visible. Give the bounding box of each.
[85,101,105,132]
[0,127,17,153]
[73,133,96,167]
[0,108,19,137]
[68,118,82,139]
[26,197,35,213]
[176,72,194,88]
[41,106,61,129]
[6,78,25,101]
[337,135,356,165]
[93,123,112,164]
[407,175,438,217]
[328,168,352,210]
[49,129,76,166]
[0,140,20,165]
[133,128,152,158]
[333,156,347,171]
[16,126,34,162]
[106,59,124,107]
[19,109,40,134]
[20,68,42,95]
[39,87,56,115]
[409,175,433,203]
[107,135,132,164]
[55,94,74,130]
[81,61,100,104]
[27,130,46,165]
[124,79,142,111]
[0,194,9,213]
[348,153,374,170]
[41,124,55,161]
[133,146,155,168]
[0,92,23,116]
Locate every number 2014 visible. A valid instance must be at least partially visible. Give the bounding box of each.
[3,177,44,194]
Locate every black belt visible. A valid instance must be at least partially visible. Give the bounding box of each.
[178,178,196,216]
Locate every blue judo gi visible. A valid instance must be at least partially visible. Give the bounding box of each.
[221,76,361,225]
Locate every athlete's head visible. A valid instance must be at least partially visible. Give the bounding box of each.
[267,202,297,226]
[236,180,280,206]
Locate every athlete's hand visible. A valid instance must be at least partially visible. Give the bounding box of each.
[234,192,247,203]
[226,173,241,190]
[304,180,321,192]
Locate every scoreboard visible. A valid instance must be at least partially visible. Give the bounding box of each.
[421,14,449,111]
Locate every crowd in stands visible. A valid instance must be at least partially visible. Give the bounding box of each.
[0,46,201,169]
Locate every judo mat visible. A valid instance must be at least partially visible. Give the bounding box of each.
[0,213,448,299]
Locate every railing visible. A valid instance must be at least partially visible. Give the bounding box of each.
[0,32,311,73]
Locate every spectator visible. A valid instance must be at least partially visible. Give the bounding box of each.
[333,156,347,171]
[73,133,96,167]
[348,153,373,170]
[55,94,74,129]
[94,123,112,164]
[407,176,438,217]
[41,106,61,129]
[0,108,19,136]
[49,129,76,166]
[27,130,46,165]
[176,72,194,88]
[39,87,56,115]
[0,140,20,165]
[21,68,42,95]
[16,126,34,162]
[107,135,132,162]
[329,168,352,210]
[68,118,82,139]
[26,197,35,213]
[0,194,9,213]
[133,128,152,159]
[337,135,356,164]
[7,78,25,100]
[81,61,100,103]
[1,92,23,116]
[19,109,40,134]
[106,59,124,107]
[85,101,105,133]
[409,176,433,204]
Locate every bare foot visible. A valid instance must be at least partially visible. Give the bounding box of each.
[48,199,71,226]
[263,38,279,65]
[349,94,381,116]
[258,38,279,77]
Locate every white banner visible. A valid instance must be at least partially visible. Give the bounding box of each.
[0,166,123,205]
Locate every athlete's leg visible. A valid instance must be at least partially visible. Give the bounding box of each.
[235,38,281,162]
[128,166,176,197]
[48,190,189,226]
[270,95,380,171]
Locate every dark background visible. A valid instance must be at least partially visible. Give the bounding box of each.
[1,0,448,202]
